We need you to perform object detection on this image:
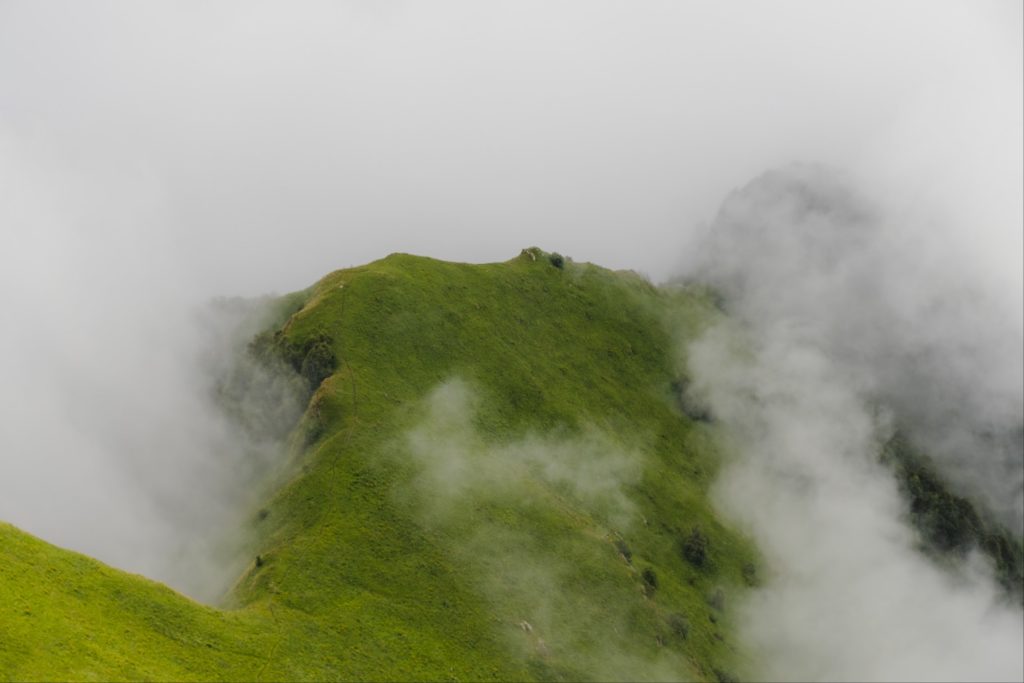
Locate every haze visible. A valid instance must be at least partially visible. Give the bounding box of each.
[0,0,1020,678]
[2,1,1018,294]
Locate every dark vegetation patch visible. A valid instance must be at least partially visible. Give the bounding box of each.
[641,567,659,596]
[741,562,758,587]
[250,327,338,394]
[299,340,336,389]
[882,432,1024,601]
[614,539,632,563]
[672,378,714,423]
[211,301,313,443]
[713,666,739,683]
[667,612,690,640]
[706,587,725,612]
[682,527,710,569]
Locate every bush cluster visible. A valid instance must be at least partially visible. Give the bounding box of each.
[300,340,336,389]
[884,432,1024,599]
[641,567,659,596]
[667,612,689,640]
[254,329,338,393]
[682,527,709,568]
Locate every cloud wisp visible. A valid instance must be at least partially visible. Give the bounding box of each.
[400,378,691,681]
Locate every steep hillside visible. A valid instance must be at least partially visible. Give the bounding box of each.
[1,250,757,681]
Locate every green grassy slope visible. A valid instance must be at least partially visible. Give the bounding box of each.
[0,521,283,681]
[1,250,757,681]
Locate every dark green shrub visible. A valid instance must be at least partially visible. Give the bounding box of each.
[549,252,565,269]
[300,340,336,389]
[641,567,659,595]
[741,562,758,586]
[246,330,276,360]
[682,527,709,568]
[667,612,689,640]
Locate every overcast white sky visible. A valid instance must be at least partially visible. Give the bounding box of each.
[1,0,1019,296]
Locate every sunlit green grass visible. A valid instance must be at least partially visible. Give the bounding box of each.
[1,250,757,681]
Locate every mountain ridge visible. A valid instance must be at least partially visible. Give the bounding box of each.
[1,250,756,681]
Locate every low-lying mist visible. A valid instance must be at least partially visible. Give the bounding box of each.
[0,285,304,601]
[0,143,305,600]
[683,165,1023,681]
[400,378,689,681]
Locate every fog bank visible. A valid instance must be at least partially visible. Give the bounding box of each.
[685,166,1023,681]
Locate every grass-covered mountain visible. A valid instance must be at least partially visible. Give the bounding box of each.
[0,250,759,681]
[4,249,1019,681]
